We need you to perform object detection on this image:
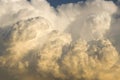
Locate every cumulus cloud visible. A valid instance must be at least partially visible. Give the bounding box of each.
[0,0,120,80]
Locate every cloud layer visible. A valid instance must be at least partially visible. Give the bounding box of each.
[0,0,120,80]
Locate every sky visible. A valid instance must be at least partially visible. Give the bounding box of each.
[47,0,86,7]
[47,0,118,7]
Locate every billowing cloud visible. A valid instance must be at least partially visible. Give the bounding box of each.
[0,0,120,80]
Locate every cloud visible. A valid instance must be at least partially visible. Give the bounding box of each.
[0,0,120,80]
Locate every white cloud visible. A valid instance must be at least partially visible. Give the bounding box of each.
[0,0,120,80]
